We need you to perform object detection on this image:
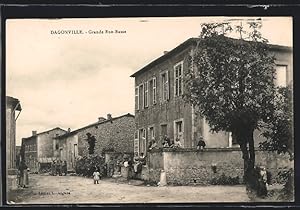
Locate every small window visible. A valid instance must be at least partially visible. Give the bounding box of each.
[149,126,155,140]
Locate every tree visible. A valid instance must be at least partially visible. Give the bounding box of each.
[259,85,293,159]
[184,21,277,187]
[259,85,294,200]
[86,133,96,155]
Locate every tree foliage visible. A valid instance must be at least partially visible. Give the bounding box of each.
[259,85,293,159]
[185,22,276,135]
[184,21,278,186]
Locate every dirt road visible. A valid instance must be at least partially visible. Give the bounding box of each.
[9,174,250,204]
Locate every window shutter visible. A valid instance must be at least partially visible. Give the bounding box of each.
[180,63,183,95]
[144,128,147,153]
[140,84,144,109]
[135,86,139,111]
[166,71,170,100]
[134,130,139,155]
[153,77,157,104]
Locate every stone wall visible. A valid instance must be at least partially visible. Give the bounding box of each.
[37,128,67,159]
[77,115,135,156]
[145,150,164,182]
[146,148,292,185]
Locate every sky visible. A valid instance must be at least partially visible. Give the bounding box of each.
[6,17,292,146]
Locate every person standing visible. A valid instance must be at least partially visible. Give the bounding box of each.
[62,161,67,176]
[18,161,27,188]
[23,167,30,188]
[51,160,56,176]
[93,167,100,184]
[58,160,63,176]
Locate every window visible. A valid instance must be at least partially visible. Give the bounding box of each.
[144,81,149,108]
[153,77,157,104]
[161,71,169,101]
[74,144,78,157]
[174,61,183,96]
[135,86,139,111]
[139,128,146,154]
[175,121,183,134]
[228,132,238,147]
[275,65,287,87]
[149,126,155,140]
[174,119,184,145]
[139,84,144,109]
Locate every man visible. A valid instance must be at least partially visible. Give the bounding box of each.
[197,136,206,150]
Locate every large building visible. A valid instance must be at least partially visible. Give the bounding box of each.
[22,127,67,172]
[130,37,292,156]
[54,113,135,171]
[6,96,22,190]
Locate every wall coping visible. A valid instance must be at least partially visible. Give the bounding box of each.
[148,147,268,153]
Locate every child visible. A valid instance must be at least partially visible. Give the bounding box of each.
[93,167,100,184]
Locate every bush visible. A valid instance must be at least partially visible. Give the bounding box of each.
[277,168,294,201]
[75,154,106,178]
[210,173,240,185]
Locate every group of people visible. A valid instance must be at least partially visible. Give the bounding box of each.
[149,135,206,150]
[51,160,67,176]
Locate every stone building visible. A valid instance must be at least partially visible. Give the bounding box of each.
[21,127,67,173]
[130,37,293,156]
[54,113,135,171]
[6,96,22,190]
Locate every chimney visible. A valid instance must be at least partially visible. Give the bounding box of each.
[68,128,71,132]
[32,130,37,136]
[107,114,112,120]
[163,51,169,55]
[98,117,106,122]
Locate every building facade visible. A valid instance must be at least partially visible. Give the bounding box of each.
[131,38,293,156]
[54,113,135,171]
[22,127,67,172]
[6,96,22,190]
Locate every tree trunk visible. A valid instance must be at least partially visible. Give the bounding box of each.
[237,128,255,185]
[248,130,255,171]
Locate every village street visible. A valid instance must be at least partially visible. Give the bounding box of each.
[10,174,251,204]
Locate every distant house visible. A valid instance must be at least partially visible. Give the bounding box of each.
[22,127,67,172]
[54,113,135,172]
[6,96,22,190]
[130,37,293,156]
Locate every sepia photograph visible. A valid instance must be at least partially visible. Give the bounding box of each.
[5,16,294,204]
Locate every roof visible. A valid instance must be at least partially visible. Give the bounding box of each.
[22,127,67,140]
[130,37,292,78]
[6,96,22,111]
[55,113,134,139]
